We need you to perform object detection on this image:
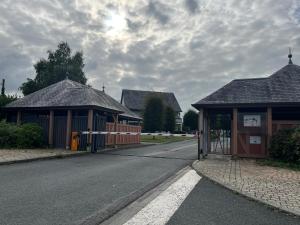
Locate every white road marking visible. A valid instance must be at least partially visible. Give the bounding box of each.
[123,170,201,225]
[145,143,197,156]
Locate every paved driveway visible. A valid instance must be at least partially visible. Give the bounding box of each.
[0,140,197,225]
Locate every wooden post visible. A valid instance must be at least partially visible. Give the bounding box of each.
[203,110,208,155]
[49,110,54,147]
[65,110,72,150]
[87,109,93,145]
[232,108,238,156]
[113,114,118,147]
[198,109,204,159]
[16,111,21,125]
[267,107,272,149]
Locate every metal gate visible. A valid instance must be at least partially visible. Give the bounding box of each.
[53,116,67,148]
[209,113,231,154]
[92,114,106,152]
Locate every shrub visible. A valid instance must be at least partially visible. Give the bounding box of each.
[0,121,43,149]
[15,123,43,148]
[0,121,18,148]
[269,128,300,163]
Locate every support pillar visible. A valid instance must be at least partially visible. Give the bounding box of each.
[203,110,208,155]
[48,110,54,147]
[267,107,272,150]
[16,111,21,125]
[113,114,119,147]
[87,109,93,145]
[232,108,238,156]
[65,110,72,150]
[198,109,204,159]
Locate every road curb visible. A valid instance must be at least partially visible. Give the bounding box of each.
[78,167,187,225]
[0,144,156,166]
[192,161,300,218]
[0,152,89,166]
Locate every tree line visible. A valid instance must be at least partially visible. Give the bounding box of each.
[143,96,198,133]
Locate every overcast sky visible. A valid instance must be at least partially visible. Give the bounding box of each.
[1,0,300,112]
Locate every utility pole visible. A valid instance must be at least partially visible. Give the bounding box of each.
[1,79,5,96]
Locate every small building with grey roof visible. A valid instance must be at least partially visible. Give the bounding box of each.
[3,79,141,150]
[121,89,183,131]
[192,53,300,158]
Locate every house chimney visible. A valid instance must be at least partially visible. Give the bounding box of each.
[288,47,293,65]
[1,79,5,96]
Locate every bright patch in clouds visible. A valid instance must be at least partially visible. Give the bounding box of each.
[104,9,128,37]
[0,0,300,112]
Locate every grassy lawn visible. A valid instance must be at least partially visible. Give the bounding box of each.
[141,135,194,144]
[257,159,300,171]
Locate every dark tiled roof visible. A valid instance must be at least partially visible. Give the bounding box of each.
[121,89,182,112]
[5,79,141,120]
[193,64,300,108]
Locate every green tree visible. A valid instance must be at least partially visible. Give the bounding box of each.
[20,42,87,95]
[143,97,164,132]
[183,110,198,131]
[0,95,17,107]
[164,106,176,132]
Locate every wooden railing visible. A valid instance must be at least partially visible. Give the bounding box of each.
[272,120,300,134]
[105,123,141,146]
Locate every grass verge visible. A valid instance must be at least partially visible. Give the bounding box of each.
[141,135,194,144]
[257,159,300,171]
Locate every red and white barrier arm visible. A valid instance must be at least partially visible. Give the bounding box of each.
[80,131,196,137]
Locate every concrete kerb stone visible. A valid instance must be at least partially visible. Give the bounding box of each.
[192,160,300,218]
[0,151,88,166]
[0,143,155,166]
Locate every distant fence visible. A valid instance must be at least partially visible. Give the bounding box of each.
[105,123,141,145]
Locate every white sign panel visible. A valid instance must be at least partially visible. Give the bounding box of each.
[250,136,261,144]
[244,115,261,127]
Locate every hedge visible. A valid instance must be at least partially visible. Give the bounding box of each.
[0,121,43,149]
[269,128,300,163]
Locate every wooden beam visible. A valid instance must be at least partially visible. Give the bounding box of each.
[65,110,72,150]
[232,108,238,156]
[198,109,204,156]
[87,109,93,144]
[48,110,54,147]
[16,111,21,125]
[113,114,119,147]
[267,107,272,149]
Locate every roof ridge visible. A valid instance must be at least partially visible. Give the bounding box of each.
[233,77,269,81]
[122,89,175,94]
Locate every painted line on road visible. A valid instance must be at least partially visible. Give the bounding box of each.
[145,143,197,157]
[123,170,201,225]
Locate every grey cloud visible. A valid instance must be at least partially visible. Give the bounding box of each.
[0,0,300,113]
[185,0,200,14]
[126,18,144,32]
[146,1,170,25]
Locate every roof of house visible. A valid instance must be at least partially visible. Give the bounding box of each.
[121,89,182,112]
[192,63,300,108]
[5,79,142,120]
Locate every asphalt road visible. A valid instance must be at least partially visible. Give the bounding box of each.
[167,178,300,225]
[0,140,197,225]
